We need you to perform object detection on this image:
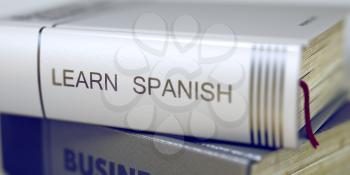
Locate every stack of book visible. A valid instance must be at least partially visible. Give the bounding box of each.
[0,1,349,174]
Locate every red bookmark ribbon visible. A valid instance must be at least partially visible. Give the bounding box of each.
[300,80,319,149]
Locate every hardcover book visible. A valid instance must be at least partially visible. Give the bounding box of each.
[0,1,348,148]
[2,102,350,175]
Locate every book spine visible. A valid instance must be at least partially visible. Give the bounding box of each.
[48,117,252,175]
[0,18,301,148]
[1,114,252,175]
[39,27,300,148]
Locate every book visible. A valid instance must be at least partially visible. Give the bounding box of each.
[0,1,348,148]
[2,102,350,175]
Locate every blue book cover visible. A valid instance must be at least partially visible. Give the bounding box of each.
[1,102,350,175]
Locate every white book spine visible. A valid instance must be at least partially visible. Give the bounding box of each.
[1,24,301,148]
[0,2,303,148]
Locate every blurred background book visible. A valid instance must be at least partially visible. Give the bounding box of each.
[2,102,350,175]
